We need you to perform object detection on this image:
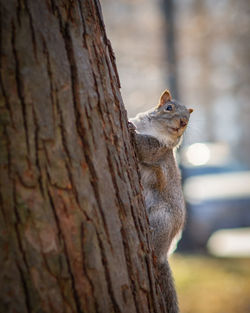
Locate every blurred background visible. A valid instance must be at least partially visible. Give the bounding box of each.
[101,0,250,312]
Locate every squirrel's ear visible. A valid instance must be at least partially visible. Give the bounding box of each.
[188,108,194,114]
[158,89,172,107]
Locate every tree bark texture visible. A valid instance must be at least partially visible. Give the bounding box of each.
[0,1,168,313]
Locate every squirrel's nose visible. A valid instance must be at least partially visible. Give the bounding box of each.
[180,118,187,128]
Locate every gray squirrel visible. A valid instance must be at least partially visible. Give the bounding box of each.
[129,89,193,313]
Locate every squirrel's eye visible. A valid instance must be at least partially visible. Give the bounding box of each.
[165,105,173,111]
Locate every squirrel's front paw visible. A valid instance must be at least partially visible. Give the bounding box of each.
[128,121,136,133]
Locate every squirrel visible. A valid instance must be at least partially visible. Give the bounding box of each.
[129,89,193,313]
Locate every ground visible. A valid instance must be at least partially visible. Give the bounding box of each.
[170,254,250,313]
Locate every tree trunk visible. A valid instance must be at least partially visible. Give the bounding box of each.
[0,1,168,313]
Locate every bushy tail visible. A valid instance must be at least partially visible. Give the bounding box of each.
[158,260,179,313]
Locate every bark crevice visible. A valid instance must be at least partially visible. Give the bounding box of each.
[11,21,30,155]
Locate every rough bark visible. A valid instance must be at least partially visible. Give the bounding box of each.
[0,1,168,313]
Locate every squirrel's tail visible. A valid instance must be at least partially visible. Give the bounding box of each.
[158,260,179,313]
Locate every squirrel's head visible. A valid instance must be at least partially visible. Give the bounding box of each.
[150,89,193,147]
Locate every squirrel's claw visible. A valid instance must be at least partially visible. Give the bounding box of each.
[128,121,136,132]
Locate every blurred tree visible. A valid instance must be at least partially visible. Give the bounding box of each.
[162,0,179,99]
[0,1,171,313]
[176,0,250,162]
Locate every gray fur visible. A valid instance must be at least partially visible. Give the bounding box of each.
[130,97,192,313]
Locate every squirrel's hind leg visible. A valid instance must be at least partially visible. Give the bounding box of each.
[149,208,174,262]
[149,208,180,313]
